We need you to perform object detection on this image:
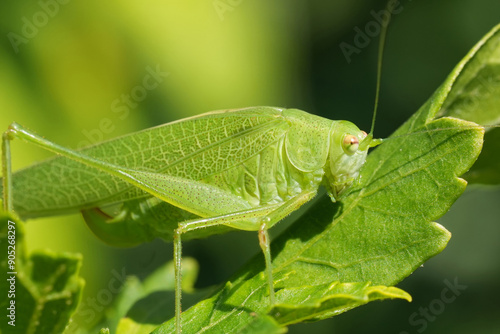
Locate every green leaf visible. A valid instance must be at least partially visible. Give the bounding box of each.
[0,212,84,334]
[151,24,491,334]
[270,282,411,325]
[437,23,500,185]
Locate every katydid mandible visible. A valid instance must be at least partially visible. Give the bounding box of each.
[2,108,382,332]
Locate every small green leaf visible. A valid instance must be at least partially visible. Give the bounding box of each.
[0,212,84,334]
[270,282,411,325]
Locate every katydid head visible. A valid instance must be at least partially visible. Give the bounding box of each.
[326,121,382,199]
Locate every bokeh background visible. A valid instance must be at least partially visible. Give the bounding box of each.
[1,0,499,333]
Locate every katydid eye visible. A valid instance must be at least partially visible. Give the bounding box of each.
[342,134,359,155]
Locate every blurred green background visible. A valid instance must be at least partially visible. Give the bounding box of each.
[1,0,499,333]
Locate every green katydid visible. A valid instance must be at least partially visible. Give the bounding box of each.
[1,106,383,333]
